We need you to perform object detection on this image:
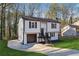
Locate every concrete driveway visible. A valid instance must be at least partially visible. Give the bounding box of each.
[8,40,79,56]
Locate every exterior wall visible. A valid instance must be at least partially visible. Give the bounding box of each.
[47,22,60,32]
[61,25,70,36]
[24,20,60,42]
[46,22,59,40]
[63,27,76,36]
[18,19,60,44]
[40,22,47,34]
[51,32,58,40]
[18,18,23,42]
[24,20,60,34]
[25,20,40,33]
[37,33,39,42]
[18,18,27,44]
[24,33,27,44]
[24,20,40,44]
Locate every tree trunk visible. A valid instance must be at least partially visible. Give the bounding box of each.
[1,3,5,40]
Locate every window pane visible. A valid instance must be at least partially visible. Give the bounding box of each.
[51,23,54,28]
[35,22,37,28]
[54,23,56,28]
[29,22,31,28]
[29,22,37,28]
[32,22,34,28]
[50,32,55,37]
[51,23,56,28]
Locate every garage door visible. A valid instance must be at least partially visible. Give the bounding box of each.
[27,34,37,43]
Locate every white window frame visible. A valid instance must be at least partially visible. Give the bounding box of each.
[50,32,55,37]
[51,23,56,28]
[29,21,37,28]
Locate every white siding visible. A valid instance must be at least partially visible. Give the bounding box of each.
[24,33,27,44]
[51,33,58,40]
[18,19,60,44]
[37,33,39,42]
[47,22,60,32]
[25,20,40,33]
[25,21,60,34]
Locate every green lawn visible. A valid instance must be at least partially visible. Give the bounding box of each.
[0,40,46,56]
[53,37,79,50]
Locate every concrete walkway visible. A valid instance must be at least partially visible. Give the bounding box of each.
[8,40,79,56]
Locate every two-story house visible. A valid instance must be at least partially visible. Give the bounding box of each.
[18,16,60,44]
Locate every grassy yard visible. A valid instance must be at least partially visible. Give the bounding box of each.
[0,40,46,56]
[53,37,79,50]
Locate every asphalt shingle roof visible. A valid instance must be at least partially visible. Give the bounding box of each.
[22,16,60,23]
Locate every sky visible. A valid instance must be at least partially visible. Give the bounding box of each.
[18,3,79,18]
[40,3,50,11]
[38,3,79,18]
[18,3,50,17]
[40,3,79,18]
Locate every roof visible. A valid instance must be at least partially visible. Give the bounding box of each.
[22,16,60,23]
[70,25,79,28]
[73,21,79,26]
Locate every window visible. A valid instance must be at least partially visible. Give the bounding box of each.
[29,22,31,28]
[32,22,34,28]
[29,21,37,28]
[35,22,37,28]
[51,23,56,28]
[50,32,55,37]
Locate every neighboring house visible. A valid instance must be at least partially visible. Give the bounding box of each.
[61,21,79,36]
[18,16,60,44]
[73,21,79,26]
[61,25,76,36]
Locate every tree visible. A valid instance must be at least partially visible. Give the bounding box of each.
[47,3,60,20]
[27,3,41,17]
[0,3,21,40]
[47,3,78,27]
[0,3,4,40]
[68,4,77,24]
[0,3,7,40]
[13,4,20,39]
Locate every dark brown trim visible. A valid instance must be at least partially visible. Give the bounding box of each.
[22,16,60,23]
